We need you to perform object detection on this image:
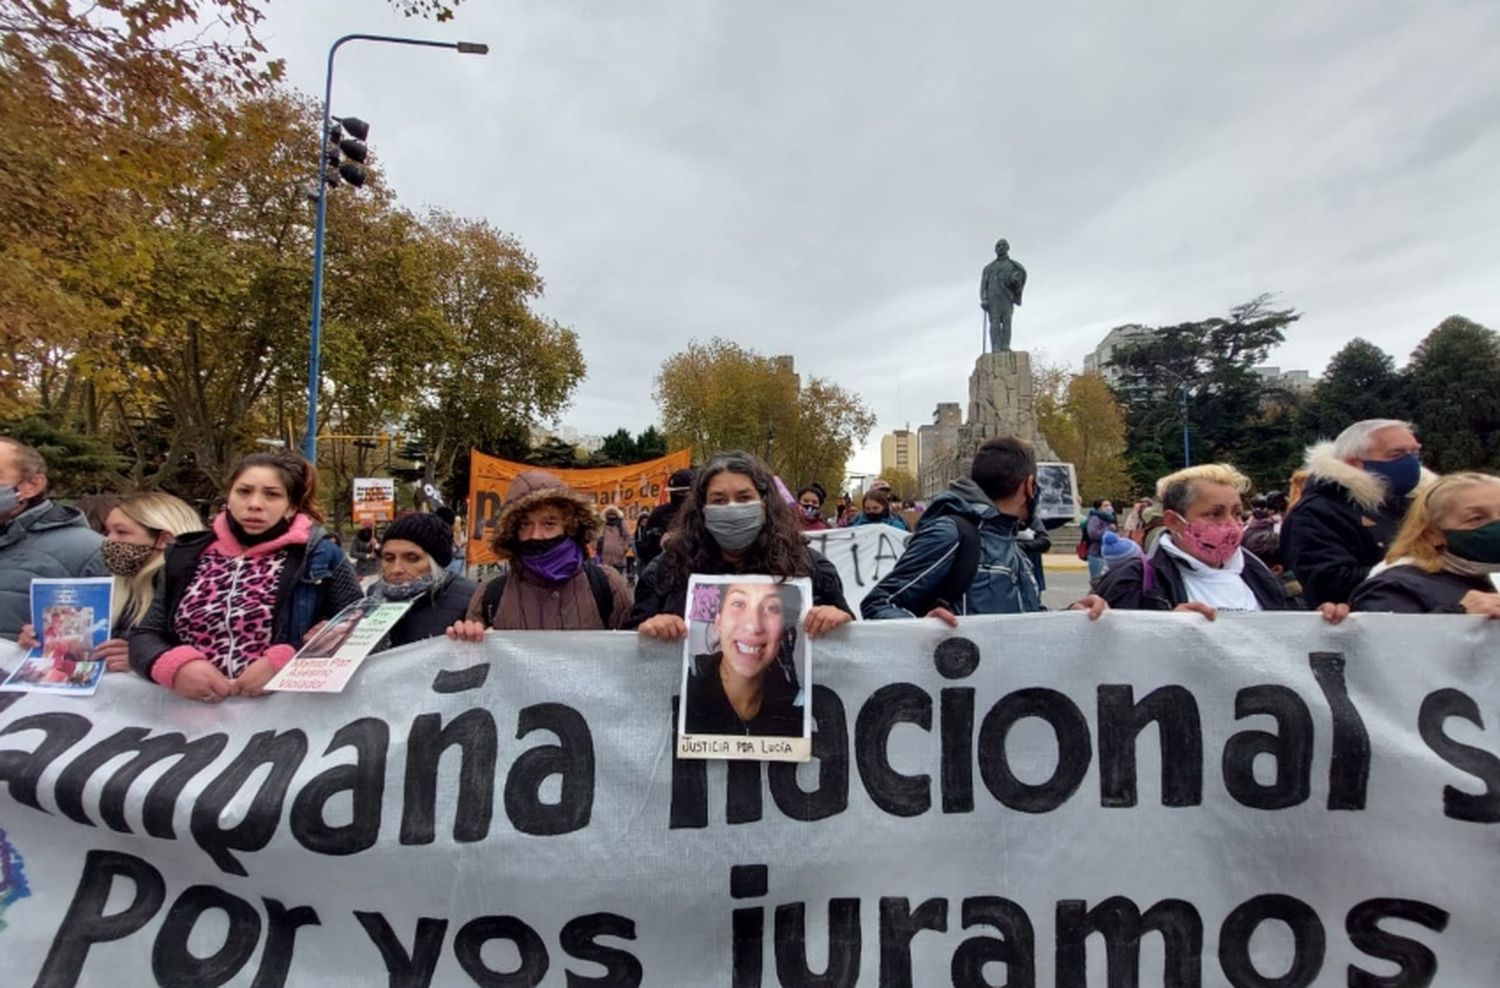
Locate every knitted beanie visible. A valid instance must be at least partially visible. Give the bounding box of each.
[1101,530,1142,565]
[382,512,454,568]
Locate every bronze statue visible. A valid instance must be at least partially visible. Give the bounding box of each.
[980,238,1027,352]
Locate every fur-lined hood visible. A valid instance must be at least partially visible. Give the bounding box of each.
[488,470,601,560]
[1300,442,1436,512]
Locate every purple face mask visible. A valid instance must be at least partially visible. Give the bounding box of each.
[517,537,584,582]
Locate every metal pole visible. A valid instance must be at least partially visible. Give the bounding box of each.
[302,34,489,461]
[1180,382,1192,467]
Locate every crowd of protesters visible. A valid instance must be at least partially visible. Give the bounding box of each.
[0,414,1494,707]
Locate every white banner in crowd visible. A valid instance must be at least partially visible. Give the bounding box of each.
[803,524,911,616]
[1,614,1497,985]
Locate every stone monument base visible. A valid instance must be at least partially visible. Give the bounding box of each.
[918,350,1057,497]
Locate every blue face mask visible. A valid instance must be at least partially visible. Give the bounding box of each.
[1363,453,1422,499]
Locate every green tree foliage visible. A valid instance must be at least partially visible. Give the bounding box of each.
[1110,296,1302,491]
[593,429,638,466]
[529,436,583,468]
[1307,338,1411,439]
[655,339,874,498]
[635,426,668,460]
[1406,316,1500,472]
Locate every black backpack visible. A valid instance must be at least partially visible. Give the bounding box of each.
[480,564,615,627]
[929,515,983,612]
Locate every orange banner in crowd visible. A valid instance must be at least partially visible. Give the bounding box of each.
[465,449,692,565]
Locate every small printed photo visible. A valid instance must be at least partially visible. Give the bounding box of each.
[1,577,113,695]
[296,605,370,659]
[1035,461,1080,521]
[677,574,813,763]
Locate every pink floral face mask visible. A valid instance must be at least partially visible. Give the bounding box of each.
[1176,518,1243,567]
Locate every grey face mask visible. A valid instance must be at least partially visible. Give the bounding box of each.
[0,485,20,519]
[703,501,765,552]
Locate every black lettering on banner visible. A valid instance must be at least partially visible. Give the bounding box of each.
[36,849,166,988]
[190,729,309,876]
[1417,688,1500,823]
[1218,894,1324,988]
[354,911,449,988]
[770,685,849,821]
[401,709,497,844]
[431,664,491,693]
[559,913,644,987]
[453,915,550,987]
[473,490,503,543]
[774,900,861,988]
[290,717,389,855]
[731,865,769,988]
[951,897,1035,988]
[940,688,975,813]
[1055,897,1203,988]
[1097,685,1203,808]
[1222,687,1313,810]
[727,758,763,824]
[1345,898,1449,988]
[1309,652,1371,810]
[855,684,932,816]
[879,897,948,988]
[848,540,865,588]
[0,711,91,810]
[150,884,262,986]
[505,703,594,836]
[668,696,707,829]
[252,899,322,988]
[54,727,227,836]
[978,689,1091,813]
[874,532,903,583]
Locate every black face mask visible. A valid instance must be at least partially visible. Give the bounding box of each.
[1025,478,1040,524]
[227,514,292,547]
[515,533,568,557]
[865,512,887,522]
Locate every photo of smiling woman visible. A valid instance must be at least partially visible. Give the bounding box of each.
[679,575,812,760]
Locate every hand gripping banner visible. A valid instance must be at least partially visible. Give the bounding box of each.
[0,612,1496,985]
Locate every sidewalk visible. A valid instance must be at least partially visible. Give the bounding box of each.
[1041,551,1089,572]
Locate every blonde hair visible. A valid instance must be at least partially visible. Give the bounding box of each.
[1387,473,1500,573]
[112,492,206,627]
[1286,468,1310,510]
[1155,463,1251,516]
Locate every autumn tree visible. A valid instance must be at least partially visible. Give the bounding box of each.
[876,467,921,502]
[1036,372,1133,503]
[655,339,874,496]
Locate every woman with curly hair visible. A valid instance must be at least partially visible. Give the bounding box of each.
[627,450,853,642]
[446,470,632,637]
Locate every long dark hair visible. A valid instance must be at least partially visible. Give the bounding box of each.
[228,450,325,523]
[661,451,811,593]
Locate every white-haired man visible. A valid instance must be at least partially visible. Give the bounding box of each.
[1281,419,1424,607]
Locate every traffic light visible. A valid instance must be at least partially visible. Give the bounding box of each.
[323,116,370,189]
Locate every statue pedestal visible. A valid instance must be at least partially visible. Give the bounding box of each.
[918,350,1058,498]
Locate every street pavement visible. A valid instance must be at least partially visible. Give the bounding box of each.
[1038,557,1094,610]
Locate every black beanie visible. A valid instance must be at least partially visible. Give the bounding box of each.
[382,512,453,568]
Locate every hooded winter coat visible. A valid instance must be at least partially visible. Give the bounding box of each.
[861,478,1041,619]
[1280,442,1423,607]
[0,500,107,638]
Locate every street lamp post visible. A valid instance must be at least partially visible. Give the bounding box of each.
[1180,382,1192,467]
[302,34,489,461]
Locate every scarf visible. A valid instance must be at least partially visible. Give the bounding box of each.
[1159,533,1262,612]
[366,569,451,603]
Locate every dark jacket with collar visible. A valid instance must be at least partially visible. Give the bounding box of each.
[861,478,1041,619]
[0,500,107,638]
[1349,564,1492,615]
[128,516,361,680]
[1096,542,1296,611]
[1280,442,1418,607]
[625,548,851,630]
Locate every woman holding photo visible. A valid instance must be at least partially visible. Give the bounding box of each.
[363,512,477,650]
[19,492,206,672]
[128,451,362,701]
[628,450,853,640]
[685,581,804,737]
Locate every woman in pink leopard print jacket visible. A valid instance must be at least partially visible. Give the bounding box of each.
[128,451,362,702]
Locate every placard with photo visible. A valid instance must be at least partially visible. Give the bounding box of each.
[676,574,813,762]
[0,578,113,695]
[1035,461,1080,521]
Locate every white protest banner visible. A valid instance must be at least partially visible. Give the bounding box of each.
[0,613,1497,985]
[803,524,910,617]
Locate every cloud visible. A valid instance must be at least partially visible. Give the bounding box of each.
[262,0,1500,473]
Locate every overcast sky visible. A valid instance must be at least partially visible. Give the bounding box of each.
[262,0,1500,476]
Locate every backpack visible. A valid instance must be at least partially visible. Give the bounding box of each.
[930,516,983,611]
[480,563,615,628]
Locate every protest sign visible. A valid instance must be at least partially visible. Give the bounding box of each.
[351,478,396,526]
[0,613,1496,985]
[803,524,911,618]
[266,600,414,693]
[465,450,691,565]
[1,577,113,695]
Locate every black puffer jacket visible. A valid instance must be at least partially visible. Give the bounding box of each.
[1349,564,1492,615]
[1096,543,1295,611]
[375,576,478,652]
[1280,442,1413,607]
